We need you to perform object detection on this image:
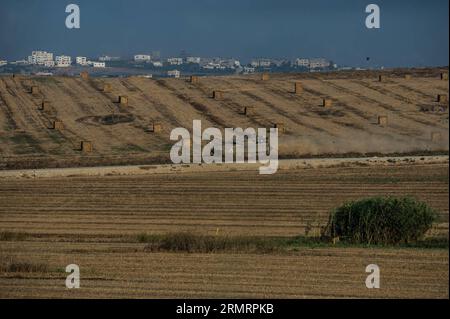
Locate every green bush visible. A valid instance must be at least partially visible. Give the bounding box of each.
[324,196,437,245]
[142,232,278,253]
[0,256,48,273]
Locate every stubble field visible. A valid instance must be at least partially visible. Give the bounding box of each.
[0,162,448,298]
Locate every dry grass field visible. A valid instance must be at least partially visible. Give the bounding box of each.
[0,68,448,169]
[0,162,448,298]
[0,69,448,298]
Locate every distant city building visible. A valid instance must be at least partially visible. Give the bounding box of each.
[28,51,53,65]
[186,57,201,64]
[35,72,53,76]
[76,57,88,66]
[55,55,72,67]
[167,70,180,78]
[218,58,241,69]
[309,58,330,69]
[250,58,272,68]
[202,62,224,70]
[152,61,163,67]
[93,62,106,68]
[167,57,183,65]
[136,74,153,79]
[271,59,289,67]
[243,66,256,74]
[10,60,29,65]
[199,57,239,70]
[0,60,7,67]
[134,54,152,62]
[295,58,310,67]
[99,55,120,62]
[44,61,55,67]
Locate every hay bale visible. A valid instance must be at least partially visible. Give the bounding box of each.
[103,83,112,92]
[52,120,64,131]
[437,94,448,103]
[213,90,224,100]
[273,122,285,134]
[190,75,199,83]
[440,73,448,80]
[80,72,89,79]
[404,74,412,80]
[242,106,254,116]
[378,75,386,82]
[31,86,39,94]
[294,82,303,95]
[378,115,388,126]
[80,141,93,153]
[118,95,128,106]
[431,132,441,142]
[322,99,332,108]
[261,73,270,81]
[39,100,50,111]
[150,122,162,133]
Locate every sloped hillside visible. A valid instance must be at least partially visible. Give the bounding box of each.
[0,68,448,169]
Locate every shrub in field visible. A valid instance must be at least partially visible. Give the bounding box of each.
[324,196,437,245]
[143,232,278,253]
[0,231,27,241]
[0,256,48,273]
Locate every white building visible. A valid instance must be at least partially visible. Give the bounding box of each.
[243,66,256,74]
[309,58,330,69]
[186,57,201,64]
[55,55,72,67]
[250,59,272,68]
[271,59,288,67]
[99,55,120,62]
[0,60,7,67]
[167,57,183,65]
[202,62,224,70]
[220,59,240,69]
[28,51,53,65]
[44,61,55,67]
[76,57,88,66]
[136,74,153,79]
[152,61,163,67]
[167,70,180,78]
[35,72,53,76]
[295,58,310,67]
[93,62,106,68]
[134,54,152,62]
[10,60,29,65]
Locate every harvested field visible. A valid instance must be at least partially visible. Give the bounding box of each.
[0,68,448,298]
[0,162,448,298]
[0,162,448,237]
[0,68,448,170]
[0,244,447,299]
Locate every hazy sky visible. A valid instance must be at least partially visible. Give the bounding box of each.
[0,0,448,67]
